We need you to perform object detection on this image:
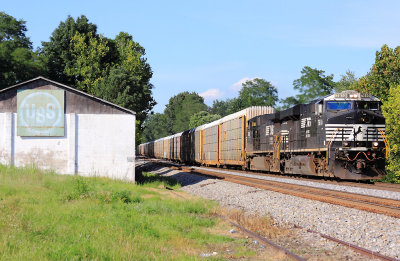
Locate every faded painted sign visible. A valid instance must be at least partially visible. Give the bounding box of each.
[17,89,65,136]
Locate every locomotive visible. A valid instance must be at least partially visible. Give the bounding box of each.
[138,90,389,180]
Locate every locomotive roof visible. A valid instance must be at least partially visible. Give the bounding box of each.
[324,90,380,101]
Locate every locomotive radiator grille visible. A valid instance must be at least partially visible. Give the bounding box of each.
[325,124,385,142]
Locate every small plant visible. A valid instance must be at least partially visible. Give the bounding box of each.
[65,177,91,200]
[111,190,142,204]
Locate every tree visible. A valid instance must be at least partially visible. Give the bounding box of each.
[142,113,170,142]
[382,84,400,183]
[41,15,99,86]
[354,44,400,183]
[293,66,336,104]
[65,32,109,94]
[189,111,221,129]
[235,78,278,110]
[278,66,336,110]
[0,12,44,88]
[356,45,400,102]
[335,70,357,93]
[164,92,208,133]
[209,99,230,117]
[277,96,300,111]
[95,66,155,124]
[41,15,155,126]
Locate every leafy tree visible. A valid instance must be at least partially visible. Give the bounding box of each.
[41,15,155,127]
[278,66,336,110]
[351,44,400,182]
[235,78,278,110]
[355,44,400,183]
[381,84,400,182]
[209,99,229,117]
[95,66,155,123]
[293,66,335,104]
[0,12,44,88]
[335,70,357,93]
[0,12,31,47]
[277,96,300,111]
[142,113,170,142]
[356,45,400,102]
[164,92,208,133]
[65,32,109,94]
[189,111,221,129]
[41,15,99,86]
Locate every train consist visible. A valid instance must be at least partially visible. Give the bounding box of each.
[138,90,389,180]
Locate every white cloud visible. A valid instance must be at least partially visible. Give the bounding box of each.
[200,88,225,101]
[230,77,260,92]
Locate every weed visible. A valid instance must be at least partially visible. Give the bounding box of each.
[65,177,92,201]
[110,190,142,204]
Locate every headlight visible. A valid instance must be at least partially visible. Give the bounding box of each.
[372,141,379,147]
[342,141,349,147]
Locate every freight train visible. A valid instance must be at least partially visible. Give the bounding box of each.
[138,90,389,180]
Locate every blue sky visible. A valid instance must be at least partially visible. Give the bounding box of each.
[2,0,400,113]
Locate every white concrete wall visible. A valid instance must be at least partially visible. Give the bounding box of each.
[0,112,135,182]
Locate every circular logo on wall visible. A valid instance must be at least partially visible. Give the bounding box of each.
[17,90,64,136]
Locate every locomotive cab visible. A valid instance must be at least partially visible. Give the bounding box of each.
[324,90,387,179]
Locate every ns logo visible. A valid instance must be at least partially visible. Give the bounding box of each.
[17,90,65,136]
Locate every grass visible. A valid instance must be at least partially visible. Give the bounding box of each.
[0,165,280,260]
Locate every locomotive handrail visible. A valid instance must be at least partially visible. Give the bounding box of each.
[276,136,283,159]
[273,135,283,160]
[326,128,342,165]
[377,128,391,158]
[273,135,278,159]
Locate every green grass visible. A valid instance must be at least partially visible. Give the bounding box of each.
[0,165,249,260]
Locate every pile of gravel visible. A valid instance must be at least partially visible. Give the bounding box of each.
[142,162,400,259]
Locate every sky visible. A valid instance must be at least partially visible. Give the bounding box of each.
[2,0,400,113]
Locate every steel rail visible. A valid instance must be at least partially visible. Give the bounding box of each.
[293,225,399,261]
[139,159,400,217]
[196,170,400,218]
[192,165,400,205]
[140,159,399,260]
[227,218,305,261]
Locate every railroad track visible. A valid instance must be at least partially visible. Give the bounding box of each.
[138,159,399,261]
[207,167,400,193]
[139,158,400,218]
[181,166,400,219]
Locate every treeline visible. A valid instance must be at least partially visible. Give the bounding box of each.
[142,78,278,141]
[0,12,155,141]
[142,71,356,142]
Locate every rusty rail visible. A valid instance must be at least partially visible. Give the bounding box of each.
[293,225,398,261]
[228,218,305,261]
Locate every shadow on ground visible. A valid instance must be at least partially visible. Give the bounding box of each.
[135,160,215,187]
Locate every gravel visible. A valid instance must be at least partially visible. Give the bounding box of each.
[139,161,400,260]
[193,166,400,200]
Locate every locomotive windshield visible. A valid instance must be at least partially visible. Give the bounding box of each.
[326,101,352,110]
[355,101,380,111]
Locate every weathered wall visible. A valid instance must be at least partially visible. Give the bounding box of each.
[0,112,135,182]
[76,114,135,180]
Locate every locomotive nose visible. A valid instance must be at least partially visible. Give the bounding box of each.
[359,111,372,123]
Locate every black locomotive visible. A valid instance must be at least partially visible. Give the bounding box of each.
[247,90,388,180]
